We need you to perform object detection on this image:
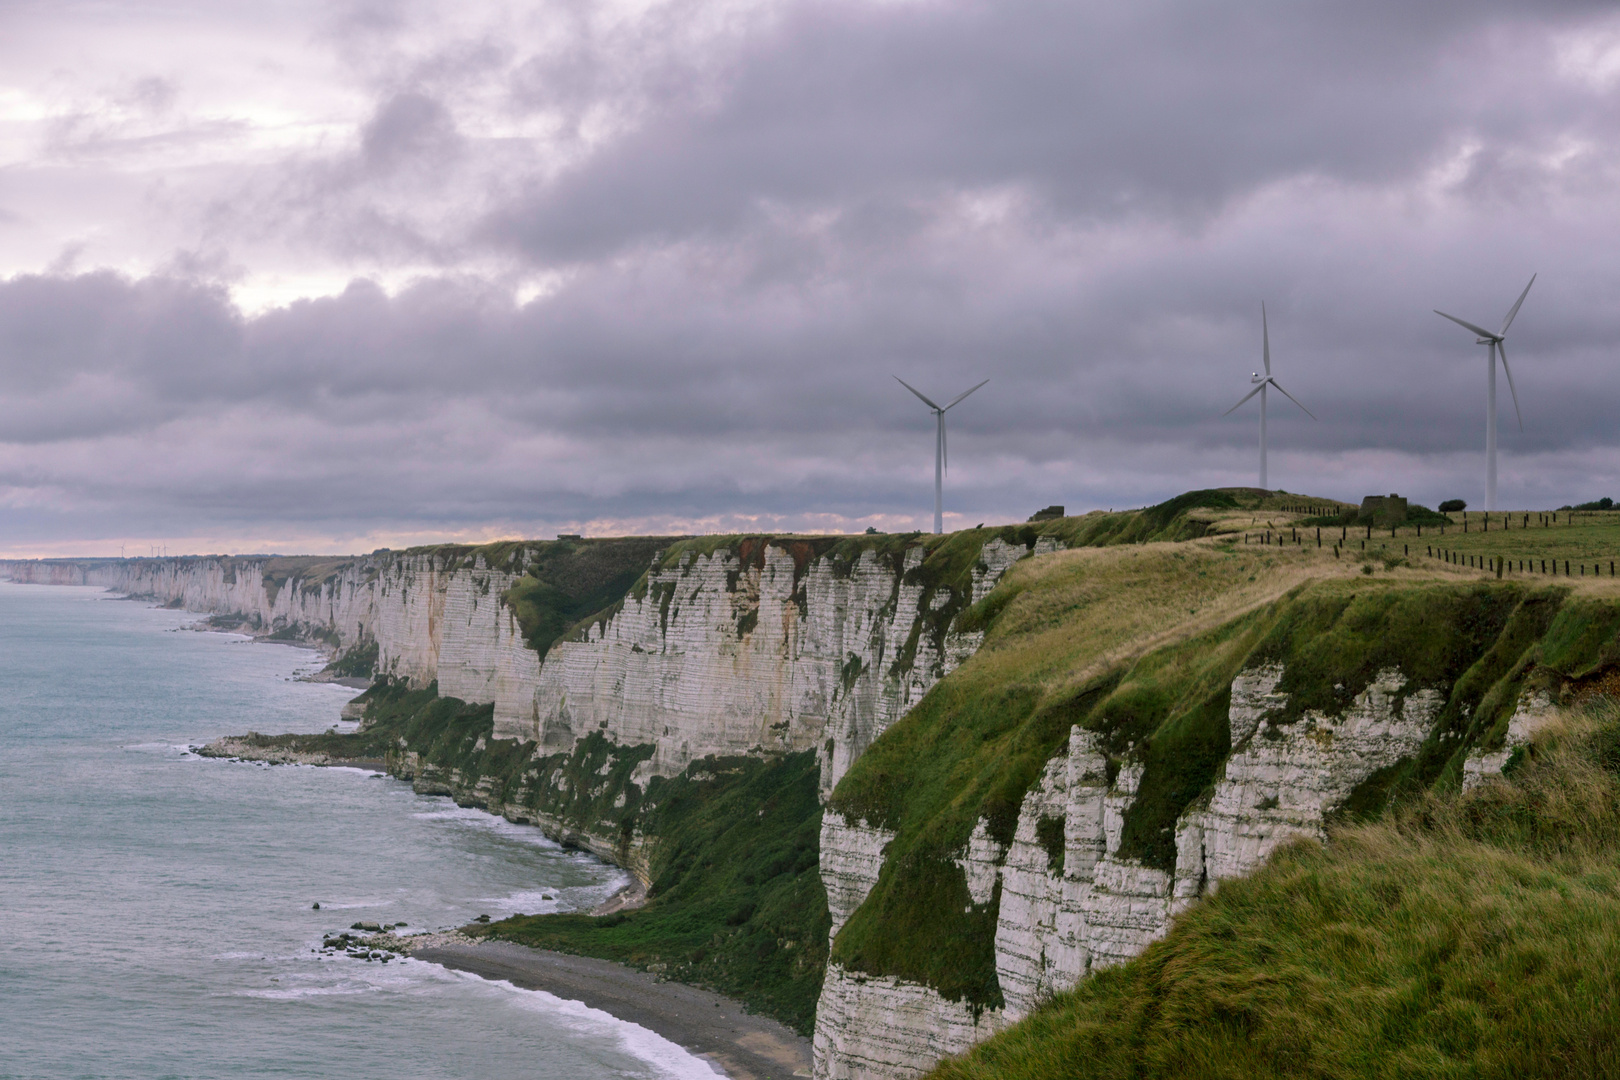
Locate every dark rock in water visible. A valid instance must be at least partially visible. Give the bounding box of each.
[312,902,321,910]
[351,920,381,931]
[475,914,491,923]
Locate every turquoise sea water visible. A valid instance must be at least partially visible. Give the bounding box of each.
[0,583,716,1080]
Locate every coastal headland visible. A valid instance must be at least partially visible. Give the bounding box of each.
[12,490,1620,1079]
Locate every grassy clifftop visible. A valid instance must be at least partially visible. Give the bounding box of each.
[827,494,1620,1015]
[928,703,1620,1079]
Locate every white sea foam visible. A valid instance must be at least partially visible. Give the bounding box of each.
[306,898,397,911]
[448,970,724,1079]
[235,982,383,1000]
[410,801,572,850]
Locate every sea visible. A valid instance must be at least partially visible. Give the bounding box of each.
[0,582,719,1080]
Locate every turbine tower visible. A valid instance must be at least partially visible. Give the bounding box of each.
[1434,275,1535,512]
[895,376,988,534]
[1223,303,1314,489]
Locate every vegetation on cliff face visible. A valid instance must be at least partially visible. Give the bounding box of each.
[828,540,1293,1008]
[827,490,1620,1014]
[482,749,830,1033]
[497,536,672,658]
[926,702,1620,1080]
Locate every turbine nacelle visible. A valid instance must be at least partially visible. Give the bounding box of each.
[894,375,988,535]
[1224,302,1314,490]
[1433,273,1536,511]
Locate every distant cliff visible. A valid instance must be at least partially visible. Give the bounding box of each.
[1,528,1041,800]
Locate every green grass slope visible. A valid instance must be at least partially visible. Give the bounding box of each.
[927,704,1620,1080]
[828,507,1620,1015]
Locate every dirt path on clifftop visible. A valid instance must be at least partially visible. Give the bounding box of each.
[412,940,811,1080]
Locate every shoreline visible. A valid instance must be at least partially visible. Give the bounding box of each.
[398,937,810,1080]
[198,720,793,1075]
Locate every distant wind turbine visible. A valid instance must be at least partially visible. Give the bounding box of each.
[1434,274,1535,512]
[895,376,988,534]
[1223,303,1314,490]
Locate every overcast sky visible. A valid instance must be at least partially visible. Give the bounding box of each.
[2,0,1618,556]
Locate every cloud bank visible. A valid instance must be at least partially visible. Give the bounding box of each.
[1,0,1618,554]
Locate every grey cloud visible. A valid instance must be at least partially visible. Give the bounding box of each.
[480,0,1619,262]
[360,91,464,174]
[6,0,1620,552]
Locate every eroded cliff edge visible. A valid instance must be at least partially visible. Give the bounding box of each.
[812,530,1620,1080]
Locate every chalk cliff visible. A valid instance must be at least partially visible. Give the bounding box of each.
[12,505,1573,1080]
[811,664,1454,1079]
[1,529,1034,802]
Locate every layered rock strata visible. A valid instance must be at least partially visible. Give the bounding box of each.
[514,540,1027,795]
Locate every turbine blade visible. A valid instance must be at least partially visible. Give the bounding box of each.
[1497,341,1523,431]
[1500,273,1536,336]
[1262,302,1271,376]
[1434,310,1497,339]
[1222,383,1265,416]
[942,416,948,474]
[1270,380,1317,420]
[894,376,942,411]
[943,379,989,411]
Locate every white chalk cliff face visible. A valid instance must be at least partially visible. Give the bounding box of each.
[1,537,1027,802]
[811,665,1450,1080]
[507,540,1030,793]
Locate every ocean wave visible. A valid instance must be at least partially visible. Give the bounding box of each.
[408,802,571,850]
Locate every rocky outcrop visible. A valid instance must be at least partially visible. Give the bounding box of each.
[813,966,1007,1080]
[813,663,1446,1078]
[1461,689,1556,791]
[821,811,896,939]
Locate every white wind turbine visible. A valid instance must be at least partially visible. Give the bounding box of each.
[895,376,988,534]
[1223,303,1314,489]
[1434,274,1535,512]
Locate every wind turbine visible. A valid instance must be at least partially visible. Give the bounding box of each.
[1434,275,1535,512]
[1223,303,1314,490]
[895,376,988,534]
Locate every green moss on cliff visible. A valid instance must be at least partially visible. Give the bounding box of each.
[827,523,1620,1011]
